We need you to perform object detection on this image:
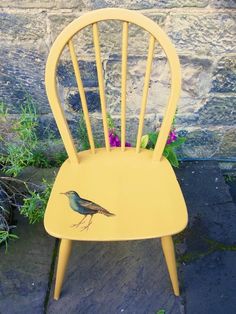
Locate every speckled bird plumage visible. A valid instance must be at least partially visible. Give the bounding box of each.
[61,190,115,230]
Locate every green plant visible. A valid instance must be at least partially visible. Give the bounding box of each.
[224,174,236,183]
[77,113,90,150]
[0,101,8,117]
[0,98,50,176]
[20,179,52,224]
[156,310,165,314]
[107,113,131,147]
[0,211,18,251]
[77,113,101,150]
[141,130,186,167]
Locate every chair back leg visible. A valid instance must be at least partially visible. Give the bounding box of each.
[161,236,180,296]
[54,239,73,300]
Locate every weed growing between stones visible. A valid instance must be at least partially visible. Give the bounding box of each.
[0,99,51,176]
[0,212,18,252]
[19,179,52,224]
[0,99,56,248]
[224,174,236,183]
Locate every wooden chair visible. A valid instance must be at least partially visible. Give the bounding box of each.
[44,8,188,300]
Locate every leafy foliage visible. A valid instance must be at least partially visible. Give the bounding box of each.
[141,131,186,167]
[0,207,18,252]
[77,114,90,150]
[0,98,50,176]
[20,179,52,224]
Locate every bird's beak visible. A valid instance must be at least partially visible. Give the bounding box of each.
[60,192,67,195]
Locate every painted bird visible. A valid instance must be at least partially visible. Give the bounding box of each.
[61,191,115,230]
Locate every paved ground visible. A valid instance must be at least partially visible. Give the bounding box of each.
[0,161,235,314]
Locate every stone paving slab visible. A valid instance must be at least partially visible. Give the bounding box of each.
[181,251,236,314]
[0,211,55,314]
[175,161,236,314]
[175,161,236,244]
[175,161,232,209]
[47,240,184,314]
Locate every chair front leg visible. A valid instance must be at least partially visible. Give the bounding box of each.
[161,235,180,296]
[54,239,72,300]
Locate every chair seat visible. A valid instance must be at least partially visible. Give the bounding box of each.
[44,147,188,241]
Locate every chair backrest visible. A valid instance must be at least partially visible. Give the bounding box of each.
[45,8,181,164]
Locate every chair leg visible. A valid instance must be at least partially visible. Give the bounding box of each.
[161,236,180,296]
[54,239,72,300]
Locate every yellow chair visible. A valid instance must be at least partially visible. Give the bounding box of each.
[44,8,188,300]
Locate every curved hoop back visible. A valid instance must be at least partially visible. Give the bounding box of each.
[45,8,181,163]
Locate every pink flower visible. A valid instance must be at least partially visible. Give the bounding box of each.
[109,130,131,147]
[167,129,177,144]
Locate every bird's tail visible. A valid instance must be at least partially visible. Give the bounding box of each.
[99,208,115,217]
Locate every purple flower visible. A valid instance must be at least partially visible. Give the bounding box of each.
[109,130,131,147]
[167,129,177,144]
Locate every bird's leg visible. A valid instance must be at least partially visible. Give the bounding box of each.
[81,215,93,231]
[71,215,87,228]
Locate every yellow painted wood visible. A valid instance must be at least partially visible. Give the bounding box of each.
[121,22,128,151]
[45,148,188,242]
[152,54,181,161]
[45,8,181,161]
[45,59,79,163]
[54,239,72,300]
[44,8,186,299]
[68,40,95,154]
[92,23,110,151]
[136,35,155,153]
[161,236,180,296]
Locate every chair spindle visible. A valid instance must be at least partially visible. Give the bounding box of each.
[136,35,155,153]
[121,21,129,151]
[92,23,110,151]
[68,39,95,154]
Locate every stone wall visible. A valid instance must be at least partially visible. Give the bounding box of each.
[0,1,235,159]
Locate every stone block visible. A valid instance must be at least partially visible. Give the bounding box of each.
[105,56,170,115]
[0,0,85,8]
[182,252,236,314]
[57,60,98,88]
[81,0,208,9]
[0,12,46,42]
[210,0,236,8]
[176,160,232,206]
[0,45,49,114]
[218,128,236,157]
[167,13,236,56]
[211,55,236,93]
[67,90,101,112]
[197,96,236,126]
[37,112,89,143]
[37,114,61,140]
[48,14,82,44]
[48,13,166,58]
[0,212,55,314]
[0,0,55,8]
[177,128,224,158]
[55,0,85,9]
[180,56,213,101]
